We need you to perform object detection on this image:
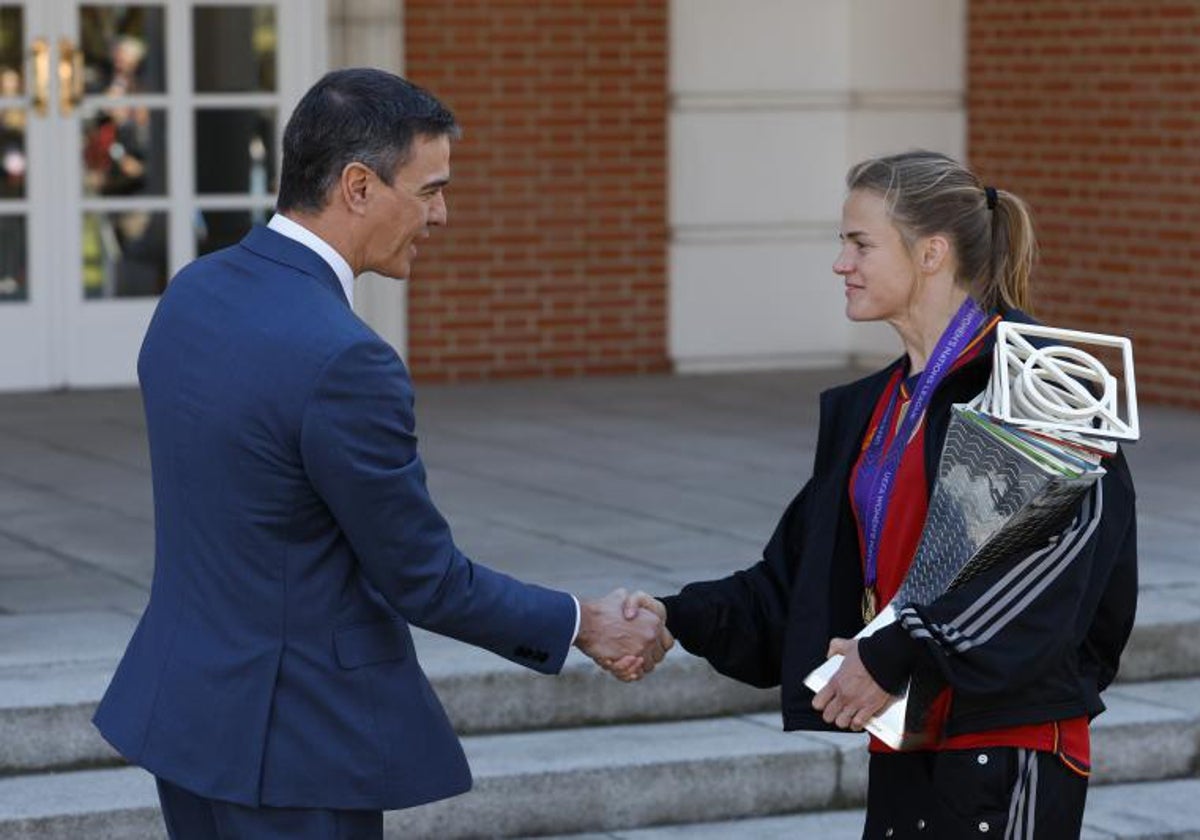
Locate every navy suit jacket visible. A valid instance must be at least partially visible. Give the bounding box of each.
[94,225,577,810]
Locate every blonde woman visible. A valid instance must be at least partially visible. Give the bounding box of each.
[627,151,1137,839]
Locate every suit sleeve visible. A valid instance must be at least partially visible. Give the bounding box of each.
[299,339,577,674]
[859,452,1138,698]
[660,482,808,688]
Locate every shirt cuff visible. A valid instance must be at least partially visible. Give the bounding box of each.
[568,594,581,646]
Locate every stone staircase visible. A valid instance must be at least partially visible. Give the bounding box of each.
[2,583,1199,839]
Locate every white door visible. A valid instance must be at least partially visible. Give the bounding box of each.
[0,1,54,390]
[0,0,326,390]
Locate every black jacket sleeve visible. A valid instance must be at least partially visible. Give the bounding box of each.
[659,482,809,689]
[859,451,1137,698]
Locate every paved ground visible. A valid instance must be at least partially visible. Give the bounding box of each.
[0,367,1195,619]
[0,369,836,617]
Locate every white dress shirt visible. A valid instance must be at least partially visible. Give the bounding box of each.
[267,213,356,307]
[264,214,583,647]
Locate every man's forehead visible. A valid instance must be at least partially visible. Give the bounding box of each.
[409,132,451,158]
[387,145,447,192]
[399,134,451,177]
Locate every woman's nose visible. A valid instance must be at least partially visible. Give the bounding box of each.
[833,248,852,275]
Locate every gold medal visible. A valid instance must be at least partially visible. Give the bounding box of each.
[862,587,878,623]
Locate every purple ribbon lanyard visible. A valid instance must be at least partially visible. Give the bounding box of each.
[857,298,988,595]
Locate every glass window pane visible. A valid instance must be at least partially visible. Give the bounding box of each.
[0,7,23,92]
[1,106,25,199]
[0,214,25,302]
[193,6,277,93]
[195,108,276,195]
[80,5,166,95]
[196,208,268,256]
[82,106,167,197]
[82,210,168,299]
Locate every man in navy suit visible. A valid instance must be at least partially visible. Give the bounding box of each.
[94,68,669,839]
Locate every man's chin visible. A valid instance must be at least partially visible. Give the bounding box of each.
[391,257,413,280]
[367,264,411,281]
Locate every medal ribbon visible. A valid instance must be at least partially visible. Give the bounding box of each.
[856,297,989,596]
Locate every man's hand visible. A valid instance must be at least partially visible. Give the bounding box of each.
[811,637,894,731]
[600,590,674,681]
[575,588,673,682]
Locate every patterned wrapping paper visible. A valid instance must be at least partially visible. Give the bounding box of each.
[900,408,1100,604]
[876,408,1103,748]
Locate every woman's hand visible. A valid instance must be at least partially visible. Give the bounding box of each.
[811,637,894,731]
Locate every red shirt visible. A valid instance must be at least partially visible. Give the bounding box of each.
[849,327,1090,775]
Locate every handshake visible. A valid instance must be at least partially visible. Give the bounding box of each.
[574,589,673,682]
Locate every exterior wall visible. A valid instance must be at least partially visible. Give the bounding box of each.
[334,1,968,380]
[402,1,670,382]
[969,1,1200,410]
[328,0,409,354]
[669,0,966,372]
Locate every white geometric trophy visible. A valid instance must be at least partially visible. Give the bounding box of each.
[980,322,1139,445]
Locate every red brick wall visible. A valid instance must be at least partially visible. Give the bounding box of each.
[969,1,1200,410]
[403,0,669,382]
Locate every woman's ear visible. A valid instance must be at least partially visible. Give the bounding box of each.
[917,234,951,275]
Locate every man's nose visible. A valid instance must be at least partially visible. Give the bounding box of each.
[429,193,448,226]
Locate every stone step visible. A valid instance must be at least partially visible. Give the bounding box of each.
[0,640,775,775]
[2,584,1197,775]
[8,778,1200,840]
[0,767,159,840]
[546,778,1200,839]
[1118,585,1200,683]
[2,680,1198,839]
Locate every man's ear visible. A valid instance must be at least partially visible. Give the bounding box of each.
[917,234,950,275]
[339,162,372,215]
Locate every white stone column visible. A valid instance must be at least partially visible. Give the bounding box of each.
[328,0,408,357]
[669,0,965,372]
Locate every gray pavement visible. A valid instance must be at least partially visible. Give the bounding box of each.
[2,369,1200,619]
[0,369,850,618]
[5,367,1193,615]
[1,369,1198,837]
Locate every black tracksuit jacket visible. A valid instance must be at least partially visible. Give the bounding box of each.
[662,312,1138,737]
